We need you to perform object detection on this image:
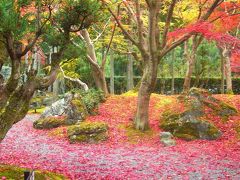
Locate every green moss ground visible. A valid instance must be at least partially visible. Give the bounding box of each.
[119,124,156,144]
[28,107,46,114]
[0,164,66,179]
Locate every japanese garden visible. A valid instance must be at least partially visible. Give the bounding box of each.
[0,0,240,179]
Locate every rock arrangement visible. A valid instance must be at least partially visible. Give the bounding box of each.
[39,92,88,125]
[33,90,109,144]
[160,88,238,141]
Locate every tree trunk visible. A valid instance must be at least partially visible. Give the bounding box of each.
[81,29,109,96]
[92,67,109,95]
[223,48,233,94]
[0,58,21,109]
[220,49,225,94]
[183,37,201,93]
[0,83,35,141]
[127,49,134,91]
[135,58,158,130]
[110,50,115,94]
[171,50,175,94]
[183,54,196,93]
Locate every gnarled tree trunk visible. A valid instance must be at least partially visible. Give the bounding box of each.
[0,67,58,141]
[81,29,109,96]
[135,57,158,130]
[0,84,34,140]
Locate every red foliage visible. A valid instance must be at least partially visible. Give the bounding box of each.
[168,22,240,54]
[0,95,240,179]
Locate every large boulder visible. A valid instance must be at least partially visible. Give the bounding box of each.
[160,112,221,141]
[159,88,235,141]
[35,92,88,129]
[67,122,108,143]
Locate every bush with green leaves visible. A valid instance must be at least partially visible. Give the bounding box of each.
[72,88,105,114]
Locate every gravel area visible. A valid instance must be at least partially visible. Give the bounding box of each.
[0,115,240,179]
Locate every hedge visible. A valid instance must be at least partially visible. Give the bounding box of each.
[105,77,240,94]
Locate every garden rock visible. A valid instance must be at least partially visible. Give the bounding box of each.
[188,87,238,118]
[38,92,88,127]
[68,122,108,143]
[33,116,67,129]
[160,113,222,141]
[159,132,176,147]
[160,88,228,141]
[42,97,56,106]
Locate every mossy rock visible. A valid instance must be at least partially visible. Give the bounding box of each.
[160,112,221,141]
[33,116,67,129]
[0,164,66,180]
[66,99,88,122]
[67,122,108,143]
[188,87,210,97]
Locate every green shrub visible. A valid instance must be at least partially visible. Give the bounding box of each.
[72,88,105,114]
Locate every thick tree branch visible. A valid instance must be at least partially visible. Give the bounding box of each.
[36,66,59,89]
[60,66,88,91]
[161,0,177,49]
[201,0,224,20]
[161,33,193,58]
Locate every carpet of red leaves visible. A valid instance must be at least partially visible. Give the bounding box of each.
[0,94,240,179]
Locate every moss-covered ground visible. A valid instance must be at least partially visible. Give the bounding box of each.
[0,164,66,179]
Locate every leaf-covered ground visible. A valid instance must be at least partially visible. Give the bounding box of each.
[0,93,240,179]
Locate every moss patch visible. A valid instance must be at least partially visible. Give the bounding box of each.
[119,124,155,144]
[160,111,221,140]
[235,121,240,139]
[28,107,46,114]
[67,122,108,143]
[70,99,88,119]
[122,90,138,97]
[0,164,66,180]
[33,116,67,129]
[155,97,174,108]
[47,127,67,138]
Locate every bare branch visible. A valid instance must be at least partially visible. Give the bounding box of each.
[101,18,117,68]
[93,17,111,42]
[87,55,101,69]
[60,66,88,91]
[123,1,137,23]
[108,6,139,48]
[161,0,177,49]
[200,0,224,20]
[161,33,193,58]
